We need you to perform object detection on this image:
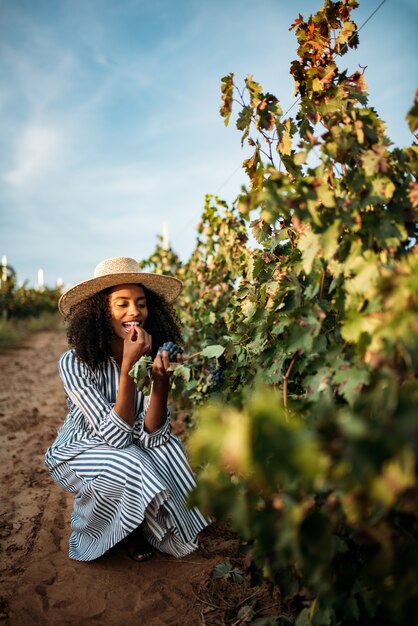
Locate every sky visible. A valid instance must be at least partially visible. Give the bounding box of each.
[0,0,417,289]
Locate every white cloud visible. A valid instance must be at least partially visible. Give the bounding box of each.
[3,123,68,186]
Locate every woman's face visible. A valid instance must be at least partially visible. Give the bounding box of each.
[108,284,148,340]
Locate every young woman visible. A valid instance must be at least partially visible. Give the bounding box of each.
[45,257,209,562]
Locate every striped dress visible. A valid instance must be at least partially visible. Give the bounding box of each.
[45,349,209,561]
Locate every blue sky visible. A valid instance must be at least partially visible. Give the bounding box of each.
[0,0,417,288]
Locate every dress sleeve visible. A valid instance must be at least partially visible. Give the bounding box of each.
[59,351,133,448]
[132,386,171,449]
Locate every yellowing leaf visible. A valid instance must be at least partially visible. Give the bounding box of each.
[341,311,381,343]
[361,144,388,176]
[406,94,418,133]
[408,181,418,208]
[245,75,263,107]
[370,448,416,507]
[277,118,293,156]
[317,185,335,208]
[220,73,234,126]
[221,409,251,474]
[371,177,396,201]
[298,228,321,274]
[241,299,257,321]
[345,254,380,296]
[320,220,341,260]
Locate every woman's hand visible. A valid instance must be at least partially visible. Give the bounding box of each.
[142,350,172,433]
[151,350,171,386]
[152,349,184,384]
[121,325,152,372]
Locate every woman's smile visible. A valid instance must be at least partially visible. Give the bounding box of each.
[122,320,142,332]
[108,284,149,340]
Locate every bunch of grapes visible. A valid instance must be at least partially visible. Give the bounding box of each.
[209,363,224,385]
[158,341,184,362]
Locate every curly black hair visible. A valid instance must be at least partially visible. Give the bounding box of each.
[65,285,183,369]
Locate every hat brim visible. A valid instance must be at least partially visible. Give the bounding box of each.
[58,272,182,317]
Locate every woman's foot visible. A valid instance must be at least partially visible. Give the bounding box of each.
[126,527,155,562]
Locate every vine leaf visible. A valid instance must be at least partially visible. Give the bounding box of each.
[220,73,234,126]
[129,356,153,391]
[200,344,225,358]
[212,562,233,579]
[212,561,244,584]
[406,93,418,134]
[170,363,191,383]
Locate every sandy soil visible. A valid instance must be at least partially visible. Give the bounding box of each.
[0,330,280,626]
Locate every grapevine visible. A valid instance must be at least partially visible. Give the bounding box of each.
[129,343,225,396]
[138,2,417,624]
[0,263,61,320]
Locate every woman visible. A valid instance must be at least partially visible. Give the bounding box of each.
[45,257,209,562]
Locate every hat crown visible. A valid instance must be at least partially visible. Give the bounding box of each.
[59,256,182,316]
[94,257,139,278]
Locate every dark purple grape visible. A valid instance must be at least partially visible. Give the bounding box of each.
[158,341,184,362]
[209,363,224,385]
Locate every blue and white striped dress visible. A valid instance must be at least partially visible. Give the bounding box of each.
[45,349,209,561]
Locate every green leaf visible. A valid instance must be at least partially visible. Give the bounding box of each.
[251,218,272,243]
[237,105,253,131]
[281,153,303,178]
[231,570,244,584]
[311,605,333,626]
[237,604,254,621]
[237,105,253,145]
[170,363,191,383]
[129,356,153,390]
[256,94,281,131]
[304,366,333,401]
[243,146,265,189]
[200,344,225,358]
[212,562,232,579]
[286,326,314,353]
[295,608,310,626]
[333,363,370,406]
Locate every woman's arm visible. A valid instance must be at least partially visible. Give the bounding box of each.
[115,328,171,433]
[59,351,134,447]
[114,325,152,426]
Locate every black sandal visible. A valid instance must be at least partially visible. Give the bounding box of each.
[126,530,155,562]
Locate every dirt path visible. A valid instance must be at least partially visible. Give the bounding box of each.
[0,330,251,626]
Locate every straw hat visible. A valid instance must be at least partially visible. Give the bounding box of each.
[58,257,182,316]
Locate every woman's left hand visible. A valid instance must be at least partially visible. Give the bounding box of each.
[150,351,171,385]
[143,351,174,432]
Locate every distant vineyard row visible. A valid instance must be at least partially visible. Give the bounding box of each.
[0,264,61,319]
